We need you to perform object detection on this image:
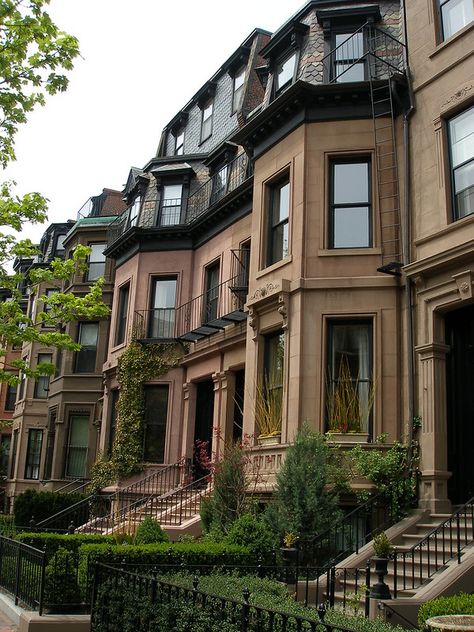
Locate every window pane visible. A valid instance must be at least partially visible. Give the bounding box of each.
[441,0,474,38]
[34,353,52,398]
[454,160,474,217]
[335,62,365,82]
[75,323,98,373]
[25,430,43,480]
[79,323,99,346]
[150,279,176,338]
[87,243,106,281]
[65,415,89,478]
[334,163,369,204]
[449,107,474,167]
[153,279,176,309]
[204,264,220,322]
[175,129,184,155]
[143,386,169,463]
[276,52,296,90]
[334,207,370,248]
[201,101,213,140]
[329,322,372,432]
[115,285,129,345]
[272,182,290,224]
[335,32,364,59]
[161,185,182,226]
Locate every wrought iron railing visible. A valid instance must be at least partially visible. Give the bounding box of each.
[392,496,474,597]
[299,493,392,566]
[175,275,247,340]
[107,152,253,247]
[36,460,190,533]
[133,307,176,340]
[91,562,364,631]
[0,536,46,613]
[186,152,252,223]
[322,23,406,84]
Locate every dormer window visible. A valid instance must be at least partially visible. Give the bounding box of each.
[128,196,141,227]
[275,51,297,95]
[333,31,365,82]
[174,128,185,156]
[232,67,245,113]
[201,100,214,142]
[160,184,183,226]
[55,234,66,257]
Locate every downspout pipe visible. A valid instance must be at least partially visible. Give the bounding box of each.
[400,0,416,465]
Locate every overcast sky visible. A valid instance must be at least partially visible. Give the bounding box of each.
[4,0,306,246]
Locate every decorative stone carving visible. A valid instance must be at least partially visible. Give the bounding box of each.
[278,294,289,330]
[248,282,280,302]
[440,83,474,114]
[452,270,473,300]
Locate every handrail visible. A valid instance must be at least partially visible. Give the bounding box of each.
[37,460,190,531]
[53,478,88,494]
[299,492,392,566]
[392,496,474,596]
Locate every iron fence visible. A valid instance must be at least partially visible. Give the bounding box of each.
[91,562,362,632]
[0,536,45,613]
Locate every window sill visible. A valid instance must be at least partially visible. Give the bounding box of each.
[429,20,474,58]
[111,341,128,353]
[256,255,292,278]
[318,247,381,256]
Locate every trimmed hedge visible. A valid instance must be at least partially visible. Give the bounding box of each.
[15,532,116,556]
[418,594,474,629]
[14,489,88,527]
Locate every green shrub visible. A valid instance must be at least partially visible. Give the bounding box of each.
[134,516,169,545]
[225,513,278,554]
[44,547,81,610]
[418,594,474,629]
[13,489,88,527]
[0,514,15,537]
[14,532,115,556]
[266,425,341,541]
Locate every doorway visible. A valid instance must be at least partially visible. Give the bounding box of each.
[193,380,215,479]
[445,305,474,504]
[232,369,245,443]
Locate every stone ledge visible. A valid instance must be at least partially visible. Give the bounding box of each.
[18,612,90,632]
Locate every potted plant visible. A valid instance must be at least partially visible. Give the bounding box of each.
[326,358,373,443]
[254,373,282,445]
[370,531,393,600]
[280,532,299,563]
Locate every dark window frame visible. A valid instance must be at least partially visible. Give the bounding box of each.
[159,183,183,226]
[108,390,119,456]
[231,66,246,114]
[9,429,18,479]
[115,283,130,346]
[33,353,52,399]
[5,382,17,411]
[330,27,367,83]
[263,330,285,426]
[203,261,220,324]
[85,242,107,282]
[142,384,169,463]
[74,322,99,374]
[447,104,474,221]
[326,319,373,437]
[24,428,43,480]
[438,0,474,40]
[273,50,298,98]
[127,196,141,228]
[174,127,185,155]
[329,157,372,249]
[64,413,89,479]
[200,98,214,143]
[148,276,177,339]
[266,175,291,267]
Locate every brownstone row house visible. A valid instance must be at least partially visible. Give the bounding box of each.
[4,0,474,566]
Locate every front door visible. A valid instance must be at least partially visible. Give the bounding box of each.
[446,306,474,504]
[193,380,214,479]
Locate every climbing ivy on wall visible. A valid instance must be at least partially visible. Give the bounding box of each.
[90,341,181,490]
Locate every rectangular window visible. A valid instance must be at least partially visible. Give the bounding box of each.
[160,184,182,226]
[43,409,57,481]
[149,278,177,338]
[203,262,220,323]
[333,32,365,82]
[259,331,285,434]
[448,105,474,219]
[275,52,297,95]
[128,197,141,227]
[174,128,185,155]
[0,435,10,477]
[64,414,89,478]
[327,321,373,434]
[41,288,59,328]
[34,353,52,399]
[201,100,213,142]
[115,284,130,346]
[439,0,474,39]
[330,159,371,248]
[211,164,229,205]
[232,67,245,112]
[17,357,28,401]
[25,429,43,480]
[55,234,66,257]
[86,243,106,281]
[74,322,99,373]
[5,383,17,411]
[267,177,290,266]
[143,385,169,463]
[9,429,18,479]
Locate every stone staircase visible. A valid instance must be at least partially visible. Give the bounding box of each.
[330,498,474,609]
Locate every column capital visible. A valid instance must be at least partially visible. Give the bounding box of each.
[415,342,450,360]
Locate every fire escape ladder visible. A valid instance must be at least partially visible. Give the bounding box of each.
[367,27,403,274]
